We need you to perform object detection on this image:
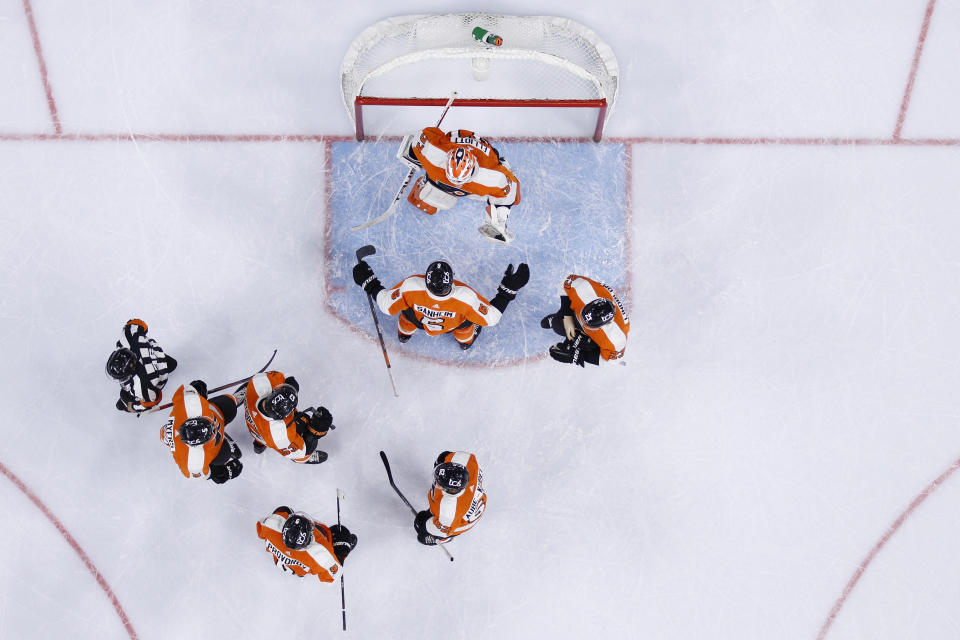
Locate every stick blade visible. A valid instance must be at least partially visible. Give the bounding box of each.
[356,245,376,261]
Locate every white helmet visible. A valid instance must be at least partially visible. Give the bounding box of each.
[445,148,477,186]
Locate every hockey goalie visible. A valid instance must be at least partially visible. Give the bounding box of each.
[400,126,521,244]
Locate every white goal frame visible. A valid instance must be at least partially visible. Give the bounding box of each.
[340,14,620,142]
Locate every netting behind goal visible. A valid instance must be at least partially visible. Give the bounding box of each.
[340,14,620,141]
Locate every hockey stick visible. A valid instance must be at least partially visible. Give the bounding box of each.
[337,488,347,631]
[138,349,278,416]
[379,451,454,562]
[356,246,399,397]
[350,91,458,231]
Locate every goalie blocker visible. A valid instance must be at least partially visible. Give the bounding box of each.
[400,127,520,244]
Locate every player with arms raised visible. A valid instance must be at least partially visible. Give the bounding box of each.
[400,127,520,243]
[353,258,529,349]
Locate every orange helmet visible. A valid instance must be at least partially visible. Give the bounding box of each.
[445,148,477,185]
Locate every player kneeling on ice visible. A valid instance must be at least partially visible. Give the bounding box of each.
[353,258,529,350]
[237,371,332,465]
[414,451,486,545]
[541,274,630,367]
[400,127,520,243]
[256,506,357,581]
[160,380,243,484]
[105,318,178,413]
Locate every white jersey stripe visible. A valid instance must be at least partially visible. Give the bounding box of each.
[186,445,205,476]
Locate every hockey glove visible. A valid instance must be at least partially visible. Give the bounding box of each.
[209,458,242,484]
[329,524,358,564]
[414,510,439,546]
[309,406,333,435]
[189,379,208,398]
[352,261,384,297]
[498,263,530,300]
[549,335,587,367]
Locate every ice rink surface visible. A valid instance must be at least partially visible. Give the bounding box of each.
[2,1,960,639]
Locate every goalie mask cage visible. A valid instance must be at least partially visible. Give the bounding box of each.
[340,14,619,142]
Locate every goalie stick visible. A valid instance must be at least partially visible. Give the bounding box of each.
[350,91,458,231]
[379,451,454,561]
[138,349,278,416]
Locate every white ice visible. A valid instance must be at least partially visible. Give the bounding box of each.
[2,1,960,639]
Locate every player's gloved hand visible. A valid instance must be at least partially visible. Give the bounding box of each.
[224,434,242,459]
[189,379,208,398]
[329,524,358,564]
[549,335,586,367]
[414,510,438,546]
[549,342,574,364]
[309,406,333,436]
[209,458,242,484]
[562,315,578,340]
[352,261,384,296]
[498,263,530,299]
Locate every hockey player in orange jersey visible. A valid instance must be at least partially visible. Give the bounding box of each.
[159,380,243,484]
[399,127,520,243]
[256,506,357,581]
[237,371,332,465]
[105,318,177,413]
[541,274,630,367]
[352,257,529,349]
[414,451,486,545]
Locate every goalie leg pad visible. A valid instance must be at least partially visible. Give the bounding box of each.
[408,176,458,215]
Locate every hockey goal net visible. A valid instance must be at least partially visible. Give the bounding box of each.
[340,14,619,142]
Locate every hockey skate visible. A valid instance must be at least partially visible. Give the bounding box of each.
[459,325,482,350]
[478,222,515,244]
[303,450,327,464]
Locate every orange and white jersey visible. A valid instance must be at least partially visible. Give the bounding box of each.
[375,276,502,335]
[159,384,227,479]
[563,275,630,362]
[413,127,520,207]
[425,452,486,540]
[256,510,342,582]
[243,371,310,462]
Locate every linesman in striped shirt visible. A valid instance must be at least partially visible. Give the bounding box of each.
[105,318,177,412]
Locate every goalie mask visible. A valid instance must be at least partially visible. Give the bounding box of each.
[425,260,454,297]
[258,384,298,421]
[434,462,468,495]
[105,348,137,382]
[580,298,616,329]
[178,417,217,446]
[281,513,315,550]
[445,147,477,186]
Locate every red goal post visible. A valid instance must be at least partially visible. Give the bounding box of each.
[341,14,619,142]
